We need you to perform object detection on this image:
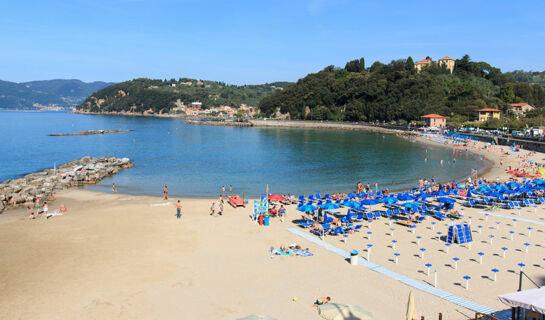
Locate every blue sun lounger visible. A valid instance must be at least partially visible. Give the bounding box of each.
[433,211,447,220]
[365,212,374,220]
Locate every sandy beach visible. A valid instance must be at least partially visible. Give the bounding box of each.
[1,136,544,319]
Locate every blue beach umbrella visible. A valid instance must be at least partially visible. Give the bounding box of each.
[361,199,380,205]
[320,203,340,210]
[342,200,360,208]
[297,204,318,212]
[403,202,421,209]
[379,197,398,204]
[419,193,434,200]
[476,185,493,192]
[484,191,502,198]
[397,194,416,201]
[348,193,356,198]
[506,181,522,188]
[533,180,545,185]
[436,197,456,204]
[494,185,508,192]
[432,190,449,196]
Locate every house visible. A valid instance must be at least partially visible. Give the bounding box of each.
[191,102,202,109]
[438,56,455,73]
[414,59,433,73]
[509,103,535,118]
[415,56,456,73]
[421,114,446,128]
[477,108,501,122]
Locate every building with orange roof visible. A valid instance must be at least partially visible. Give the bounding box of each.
[438,56,455,73]
[477,108,501,122]
[421,114,446,128]
[414,58,432,73]
[414,56,456,73]
[509,102,535,118]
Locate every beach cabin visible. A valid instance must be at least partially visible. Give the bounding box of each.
[477,108,501,122]
[421,114,446,128]
[509,103,535,119]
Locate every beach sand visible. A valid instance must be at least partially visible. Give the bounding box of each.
[1,137,544,319]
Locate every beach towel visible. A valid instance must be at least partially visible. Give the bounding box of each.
[293,249,314,257]
[46,212,63,219]
[150,202,172,207]
[270,249,293,256]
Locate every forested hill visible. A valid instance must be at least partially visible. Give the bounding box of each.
[76,78,292,113]
[506,70,545,86]
[259,55,545,124]
[0,79,112,109]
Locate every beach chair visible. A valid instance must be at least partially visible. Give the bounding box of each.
[329,227,345,236]
[324,194,332,200]
[355,214,364,221]
[393,209,401,215]
[385,210,393,217]
[296,220,313,228]
[298,195,306,202]
[373,211,381,219]
[524,199,533,206]
[433,211,447,220]
[315,193,323,200]
[353,224,363,232]
[365,212,374,220]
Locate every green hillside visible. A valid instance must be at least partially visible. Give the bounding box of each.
[76,78,292,114]
[506,70,545,85]
[0,79,113,109]
[259,55,545,128]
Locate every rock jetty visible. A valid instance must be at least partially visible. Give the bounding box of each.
[49,129,133,136]
[0,156,133,212]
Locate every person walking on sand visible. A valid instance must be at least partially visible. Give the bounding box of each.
[174,200,182,220]
[112,183,116,193]
[210,202,216,216]
[218,201,224,216]
[163,184,168,200]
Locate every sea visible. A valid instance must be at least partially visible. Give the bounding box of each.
[0,111,490,198]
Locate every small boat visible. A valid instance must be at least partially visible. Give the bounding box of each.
[228,195,245,208]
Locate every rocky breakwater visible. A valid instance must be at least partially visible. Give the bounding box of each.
[0,156,133,212]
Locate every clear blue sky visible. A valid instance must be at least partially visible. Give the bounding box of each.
[1,0,544,84]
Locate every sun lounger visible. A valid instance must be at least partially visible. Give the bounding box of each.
[433,211,447,220]
[365,212,374,220]
[396,220,415,228]
[373,211,381,219]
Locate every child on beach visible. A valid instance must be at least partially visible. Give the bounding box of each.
[174,200,182,219]
[27,206,34,220]
[210,202,216,216]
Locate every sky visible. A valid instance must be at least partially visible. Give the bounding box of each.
[1,0,544,84]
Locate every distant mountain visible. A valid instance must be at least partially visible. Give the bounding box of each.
[76,78,292,114]
[0,79,114,110]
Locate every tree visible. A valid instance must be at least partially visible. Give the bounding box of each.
[499,83,515,103]
[345,58,364,73]
[406,56,415,71]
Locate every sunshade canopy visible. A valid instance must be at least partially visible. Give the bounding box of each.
[498,287,545,315]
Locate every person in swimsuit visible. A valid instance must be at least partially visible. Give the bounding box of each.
[163,184,168,200]
[174,200,182,219]
[313,297,331,307]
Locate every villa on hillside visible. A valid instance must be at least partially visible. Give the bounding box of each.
[415,56,455,73]
[509,102,535,118]
[477,108,501,122]
[421,114,446,128]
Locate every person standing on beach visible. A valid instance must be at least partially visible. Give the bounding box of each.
[221,186,225,196]
[43,202,48,219]
[174,200,182,220]
[163,184,168,200]
[27,206,34,220]
[112,183,116,193]
[229,185,232,193]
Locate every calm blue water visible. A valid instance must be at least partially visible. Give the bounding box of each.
[0,111,489,197]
